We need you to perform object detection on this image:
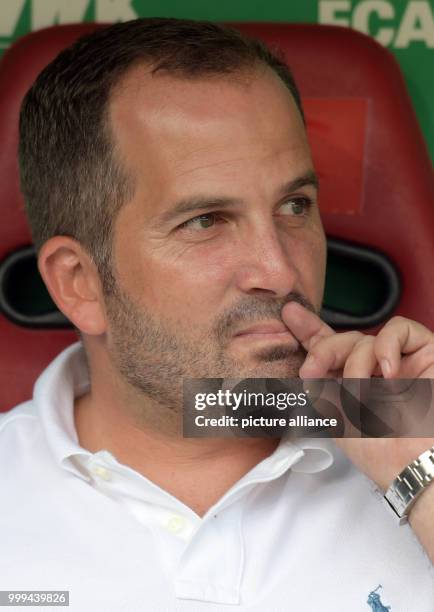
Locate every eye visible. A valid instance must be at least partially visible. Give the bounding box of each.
[179,212,221,231]
[278,197,311,217]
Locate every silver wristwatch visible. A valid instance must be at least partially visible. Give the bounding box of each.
[384,446,434,525]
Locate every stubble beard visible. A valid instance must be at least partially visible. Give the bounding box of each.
[104,281,313,413]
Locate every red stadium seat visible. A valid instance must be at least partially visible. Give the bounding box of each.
[0,22,433,411]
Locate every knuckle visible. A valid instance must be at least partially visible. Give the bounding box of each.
[344,354,358,369]
[349,331,365,342]
[385,315,405,327]
[308,344,324,360]
[420,342,434,360]
[308,335,327,352]
[334,331,363,348]
[355,334,374,346]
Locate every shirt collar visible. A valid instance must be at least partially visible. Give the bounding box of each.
[33,341,334,485]
[34,341,93,480]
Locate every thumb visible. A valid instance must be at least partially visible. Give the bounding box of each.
[281,301,335,352]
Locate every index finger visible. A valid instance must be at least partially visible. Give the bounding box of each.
[281,301,335,352]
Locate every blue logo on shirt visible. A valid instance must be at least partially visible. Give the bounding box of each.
[367,585,391,611]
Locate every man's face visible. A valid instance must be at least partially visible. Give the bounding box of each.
[103,64,326,409]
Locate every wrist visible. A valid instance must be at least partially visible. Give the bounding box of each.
[383,445,434,525]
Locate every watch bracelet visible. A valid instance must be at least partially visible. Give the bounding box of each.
[384,445,434,521]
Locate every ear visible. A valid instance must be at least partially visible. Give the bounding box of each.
[37,236,108,336]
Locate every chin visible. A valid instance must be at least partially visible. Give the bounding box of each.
[233,359,302,379]
[229,347,305,379]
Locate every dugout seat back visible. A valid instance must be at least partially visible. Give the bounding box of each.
[0,22,433,411]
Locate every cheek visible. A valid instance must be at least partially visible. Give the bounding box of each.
[290,230,327,307]
[140,242,236,316]
[113,211,233,318]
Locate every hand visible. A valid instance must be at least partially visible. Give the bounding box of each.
[281,302,434,561]
[281,302,434,379]
[281,301,434,490]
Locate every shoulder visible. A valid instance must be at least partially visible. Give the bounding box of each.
[0,400,38,434]
[0,401,42,458]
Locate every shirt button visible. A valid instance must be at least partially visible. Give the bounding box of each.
[166,515,186,534]
[90,465,112,481]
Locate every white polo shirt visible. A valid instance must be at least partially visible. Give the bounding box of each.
[0,342,433,612]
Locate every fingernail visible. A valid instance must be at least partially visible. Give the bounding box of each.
[381,358,392,377]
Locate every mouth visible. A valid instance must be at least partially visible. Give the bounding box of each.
[233,321,297,344]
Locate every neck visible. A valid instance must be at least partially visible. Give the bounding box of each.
[74,389,279,517]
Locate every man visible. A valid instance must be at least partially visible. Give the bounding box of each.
[1,17,433,611]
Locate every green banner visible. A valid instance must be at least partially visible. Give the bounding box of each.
[1,0,433,161]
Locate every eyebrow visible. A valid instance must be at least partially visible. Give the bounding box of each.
[156,170,319,226]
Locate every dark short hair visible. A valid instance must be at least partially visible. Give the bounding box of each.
[19,17,304,295]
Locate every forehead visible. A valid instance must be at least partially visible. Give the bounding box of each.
[108,63,312,207]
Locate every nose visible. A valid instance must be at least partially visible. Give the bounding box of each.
[235,224,299,298]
